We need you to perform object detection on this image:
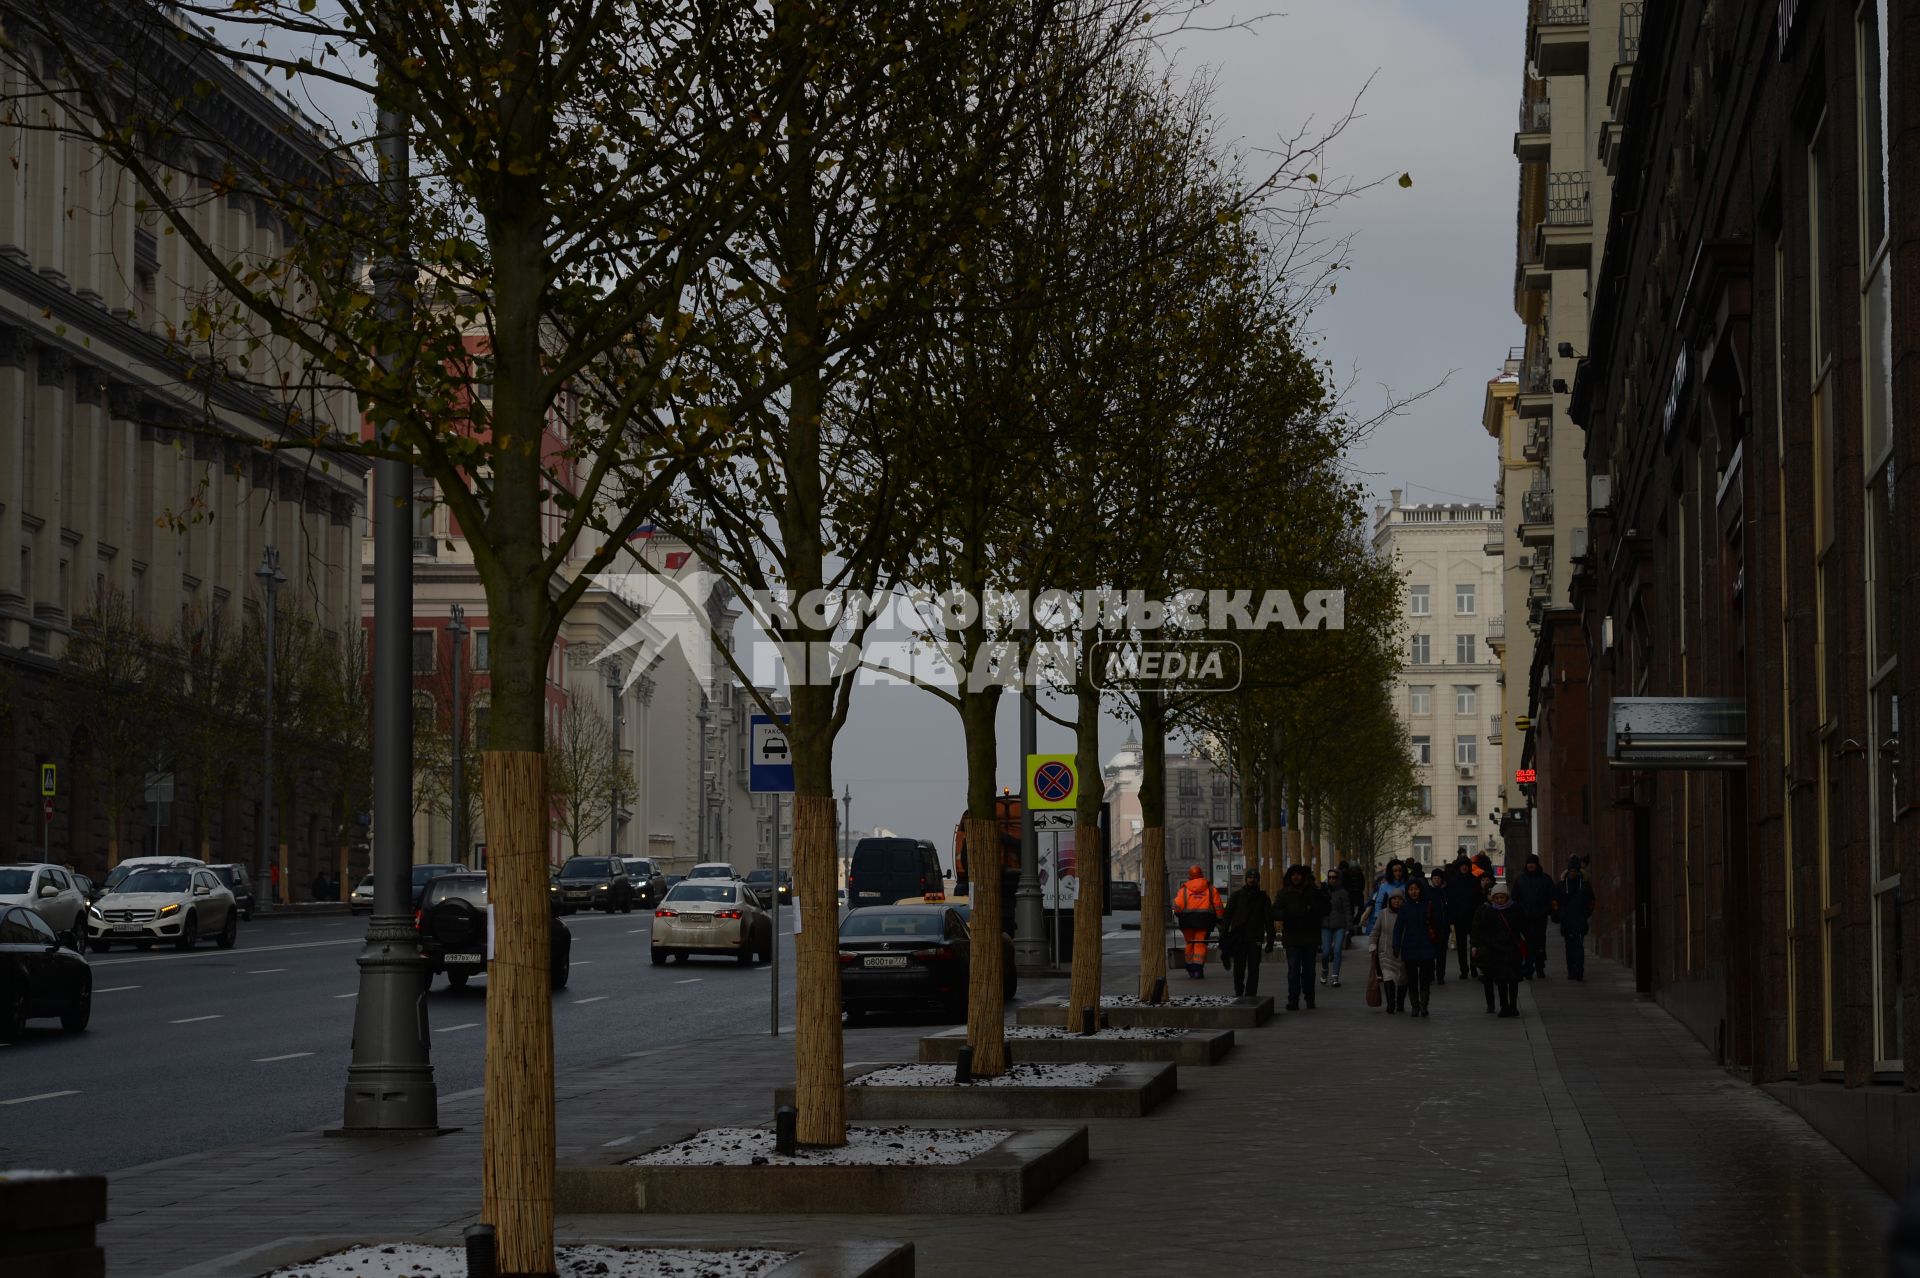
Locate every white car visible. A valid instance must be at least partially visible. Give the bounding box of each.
[0,863,89,949]
[350,874,375,913]
[651,880,773,965]
[101,856,205,896]
[687,861,741,881]
[90,865,238,951]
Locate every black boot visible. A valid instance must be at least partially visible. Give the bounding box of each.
[1483,981,1496,1013]
[1382,981,1397,1013]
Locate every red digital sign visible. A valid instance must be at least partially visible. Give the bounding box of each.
[1515,768,1537,784]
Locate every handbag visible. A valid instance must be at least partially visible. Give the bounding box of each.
[1365,953,1383,1007]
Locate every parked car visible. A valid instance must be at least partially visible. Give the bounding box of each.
[837,904,1013,1022]
[1108,880,1142,911]
[552,856,635,914]
[204,863,257,920]
[847,837,944,908]
[409,862,467,909]
[0,905,90,1038]
[620,857,665,907]
[742,867,792,908]
[101,856,205,895]
[0,863,89,950]
[416,873,571,990]
[350,874,375,913]
[651,880,772,965]
[89,865,238,951]
[687,861,740,881]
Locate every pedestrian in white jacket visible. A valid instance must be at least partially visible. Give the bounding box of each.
[1370,890,1407,1013]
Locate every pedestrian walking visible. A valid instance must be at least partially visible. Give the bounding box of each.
[1319,868,1351,987]
[1358,859,1410,934]
[1444,853,1483,979]
[1220,868,1275,997]
[269,861,281,907]
[1370,889,1408,1013]
[1340,860,1365,931]
[1174,864,1224,979]
[311,870,329,902]
[1512,853,1558,978]
[1473,882,1527,1017]
[1557,856,1596,981]
[1425,867,1451,986]
[1273,865,1326,1011]
[1393,878,1441,1017]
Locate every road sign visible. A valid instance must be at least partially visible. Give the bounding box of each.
[1208,826,1242,856]
[748,714,794,794]
[1026,754,1077,809]
[1033,810,1074,832]
[40,763,55,797]
[43,797,54,821]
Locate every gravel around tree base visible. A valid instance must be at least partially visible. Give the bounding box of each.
[854,1062,1117,1088]
[267,1243,796,1278]
[1002,1025,1182,1039]
[629,1125,1013,1166]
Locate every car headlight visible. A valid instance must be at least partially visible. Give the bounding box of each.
[596,883,610,890]
[87,904,102,920]
[158,903,182,917]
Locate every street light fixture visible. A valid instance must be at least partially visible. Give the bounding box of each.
[255,546,286,910]
[842,784,852,861]
[446,604,467,863]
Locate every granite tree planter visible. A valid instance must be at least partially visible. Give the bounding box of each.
[774,1061,1175,1120]
[917,1025,1234,1066]
[158,1236,913,1278]
[1015,994,1274,1029]
[0,1170,106,1278]
[557,1126,1087,1215]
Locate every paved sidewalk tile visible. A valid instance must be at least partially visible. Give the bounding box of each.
[100,946,1895,1277]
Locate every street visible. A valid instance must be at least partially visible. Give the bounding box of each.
[0,911,800,1172]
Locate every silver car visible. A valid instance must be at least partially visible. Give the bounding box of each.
[89,866,238,951]
[650,880,772,966]
[0,863,89,949]
[350,874,375,913]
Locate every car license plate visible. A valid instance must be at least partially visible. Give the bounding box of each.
[863,955,908,969]
[111,927,144,935]
[443,952,483,965]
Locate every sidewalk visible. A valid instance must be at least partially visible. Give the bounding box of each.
[112,949,1894,1277]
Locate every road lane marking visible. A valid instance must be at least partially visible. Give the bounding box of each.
[248,967,289,974]
[333,992,357,999]
[675,978,702,985]
[95,985,140,993]
[601,1135,636,1147]
[571,995,608,1005]
[169,1014,223,1024]
[2,1089,80,1105]
[626,928,647,934]
[90,937,362,967]
[440,1022,480,1032]
[252,1052,314,1063]
[570,961,593,966]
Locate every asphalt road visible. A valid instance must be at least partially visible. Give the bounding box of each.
[0,907,803,1172]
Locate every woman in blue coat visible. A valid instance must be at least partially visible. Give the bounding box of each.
[1359,859,1410,935]
[1392,877,1441,1017]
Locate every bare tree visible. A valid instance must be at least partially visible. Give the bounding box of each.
[548,700,629,857]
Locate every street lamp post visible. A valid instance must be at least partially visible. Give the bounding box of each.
[841,784,851,863]
[341,75,437,1132]
[255,546,285,910]
[447,604,467,863]
[604,658,623,857]
[1014,689,1044,969]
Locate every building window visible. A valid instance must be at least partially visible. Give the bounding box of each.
[1179,831,1196,860]
[1455,633,1477,665]
[1409,686,1432,716]
[1455,736,1477,768]
[473,703,490,749]
[1455,583,1476,615]
[1211,800,1227,824]
[1416,786,1432,815]
[1178,770,1198,796]
[1457,785,1478,816]
[1411,735,1431,765]
[1212,774,1226,796]
[1410,633,1430,665]
[1409,584,1430,616]
[1455,685,1477,715]
[1412,836,1432,862]
[472,629,489,671]
[412,629,436,672]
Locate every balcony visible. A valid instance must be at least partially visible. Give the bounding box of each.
[1483,522,1505,558]
[1619,1,1643,63]
[1520,486,1555,545]
[1528,549,1555,599]
[1522,421,1551,461]
[1487,615,1506,642]
[1535,172,1594,269]
[1517,348,1554,419]
[1534,2,1590,78]
[1514,97,1551,164]
[412,535,439,560]
[1488,713,1504,745]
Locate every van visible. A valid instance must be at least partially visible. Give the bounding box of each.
[847,838,944,907]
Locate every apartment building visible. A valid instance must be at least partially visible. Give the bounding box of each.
[1481,353,1534,853]
[0,15,365,873]
[1101,733,1242,892]
[1373,494,1504,870]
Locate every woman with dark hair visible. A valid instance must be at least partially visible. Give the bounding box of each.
[1472,882,1527,1017]
[1393,877,1440,1017]
[1358,859,1409,935]
[1369,889,1408,1013]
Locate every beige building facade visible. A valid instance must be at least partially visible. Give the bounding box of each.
[1373,494,1504,869]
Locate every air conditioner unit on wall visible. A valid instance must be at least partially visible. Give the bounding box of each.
[1465,818,1478,828]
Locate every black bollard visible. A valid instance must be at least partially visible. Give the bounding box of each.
[1080,1006,1095,1036]
[775,1104,798,1156]
[463,1224,497,1278]
[1100,1010,1111,1030]
[1150,976,1167,1005]
[955,1044,974,1085]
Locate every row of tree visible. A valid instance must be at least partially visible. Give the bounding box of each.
[1,2,1417,1271]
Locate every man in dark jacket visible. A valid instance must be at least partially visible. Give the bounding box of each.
[1220,868,1276,997]
[1340,861,1364,928]
[1272,865,1327,1011]
[1557,856,1597,980]
[1511,853,1559,978]
[1443,853,1483,980]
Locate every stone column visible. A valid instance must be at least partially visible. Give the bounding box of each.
[0,58,28,265]
[145,417,183,637]
[29,347,69,626]
[0,327,29,646]
[70,365,104,611]
[103,385,140,603]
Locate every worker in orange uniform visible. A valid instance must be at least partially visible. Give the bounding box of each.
[1174,865,1225,979]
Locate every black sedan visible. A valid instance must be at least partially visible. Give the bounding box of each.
[0,904,90,1038]
[838,904,1015,1023]
[417,874,572,990]
[1108,880,1142,911]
